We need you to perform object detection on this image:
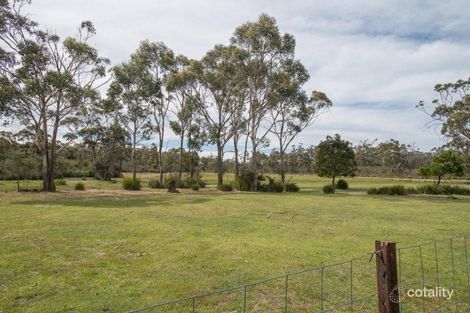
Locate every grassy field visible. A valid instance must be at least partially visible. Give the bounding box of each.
[1,174,470,312]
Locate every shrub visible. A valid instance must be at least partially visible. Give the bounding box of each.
[187,174,206,188]
[367,185,407,195]
[218,183,234,192]
[122,178,141,191]
[269,181,285,193]
[406,187,418,194]
[323,185,335,194]
[148,178,163,189]
[450,186,470,195]
[336,179,348,190]
[165,176,179,193]
[258,176,284,192]
[191,183,200,191]
[55,179,67,186]
[74,182,85,191]
[234,166,256,191]
[285,182,300,192]
[415,184,470,195]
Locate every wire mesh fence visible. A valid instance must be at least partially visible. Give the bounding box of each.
[397,236,470,312]
[128,235,470,313]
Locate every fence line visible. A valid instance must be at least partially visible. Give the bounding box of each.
[128,234,470,313]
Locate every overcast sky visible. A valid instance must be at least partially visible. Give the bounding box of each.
[17,0,470,152]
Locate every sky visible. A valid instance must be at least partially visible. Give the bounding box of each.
[10,0,470,153]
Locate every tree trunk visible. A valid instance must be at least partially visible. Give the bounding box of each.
[216,142,224,187]
[158,141,164,183]
[234,134,240,178]
[331,176,336,188]
[132,125,137,180]
[280,150,286,183]
[42,151,56,192]
[178,134,184,179]
[437,175,442,185]
[40,114,55,191]
[243,133,249,164]
[250,131,258,191]
[188,145,193,179]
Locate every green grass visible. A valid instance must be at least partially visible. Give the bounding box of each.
[1,174,470,312]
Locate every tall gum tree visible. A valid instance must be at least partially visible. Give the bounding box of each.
[167,55,196,179]
[133,41,175,183]
[108,56,152,180]
[190,44,247,187]
[231,14,298,190]
[0,1,109,191]
[269,58,332,182]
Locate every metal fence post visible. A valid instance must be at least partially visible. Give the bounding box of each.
[375,240,400,313]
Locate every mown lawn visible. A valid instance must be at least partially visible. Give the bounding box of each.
[1,174,470,312]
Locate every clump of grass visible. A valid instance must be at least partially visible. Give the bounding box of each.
[285,182,300,192]
[323,185,335,194]
[218,183,234,192]
[55,179,67,186]
[148,178,163,189]
[415,184,470,195]
[74,182,85,191]
[122,178,141,191]
[367,185,407,195]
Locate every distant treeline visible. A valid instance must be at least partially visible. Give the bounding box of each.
[4,132,463,181]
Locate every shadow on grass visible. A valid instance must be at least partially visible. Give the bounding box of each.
[13,194,212,209]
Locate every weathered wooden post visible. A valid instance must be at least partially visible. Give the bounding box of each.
[375,240,400,313]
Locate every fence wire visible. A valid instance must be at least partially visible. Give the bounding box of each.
[397,235,470,313]
[128,235,470,313]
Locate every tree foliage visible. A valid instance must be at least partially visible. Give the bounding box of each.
[0,0,109,190]
[419,150,464,185]
[315,134,357,190]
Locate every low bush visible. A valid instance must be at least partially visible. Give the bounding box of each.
[148,178,163,189]
[165,176,179,193]
[323,185,335,194]
[415,184,470,195]
[187,175,206,188]
[191,183,199,191]
[122,178,141,190]
[233,166,256,191]
[335,179,348,190]
[258,176,284,193]
[367,185,407,195]
[74,182,85,191]
[55,179,67,186]
[285,182,300,192]
[218,183,234,192]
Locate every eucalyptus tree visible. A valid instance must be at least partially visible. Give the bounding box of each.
[108,58,152,180]
[133,41,175,183]
[0,1,109,191]
[167,55,196,179]
[418,78,470,153]
[190,44,247,186]
[231,14,299,190]
[186,121,206,178]
[231,100,246,178]
[269,59,332,182]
